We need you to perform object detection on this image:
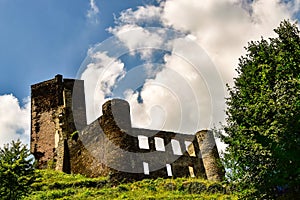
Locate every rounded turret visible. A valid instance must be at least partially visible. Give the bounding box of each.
[196,130,225,181]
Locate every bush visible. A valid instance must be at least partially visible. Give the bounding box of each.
[207,183,226,194]
[181,181,207,194]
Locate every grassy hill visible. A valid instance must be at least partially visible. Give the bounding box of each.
[24,170,237,200]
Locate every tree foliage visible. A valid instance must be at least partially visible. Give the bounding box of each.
[0,140,36,199]
[223,20,300,198]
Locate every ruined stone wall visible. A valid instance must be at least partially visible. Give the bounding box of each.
[73,99,212,181]
[69,119,112,178]
[126,128,207,180]
[56,79,86,172]
[63,79,87,131]
[31,76,224,182]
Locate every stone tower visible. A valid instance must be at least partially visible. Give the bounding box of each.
[30,74,86,171]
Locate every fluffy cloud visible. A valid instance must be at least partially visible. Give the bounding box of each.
[80,50,126,123]
[0,94,30,148]
[162,0,299,86]
[87,0,100,24]
[116,5,162,26]
[108,25,167,60]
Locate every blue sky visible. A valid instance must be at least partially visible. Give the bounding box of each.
[0,0,155,102]
[0,0,299,147]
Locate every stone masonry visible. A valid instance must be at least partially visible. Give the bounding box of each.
[31,75,224,182]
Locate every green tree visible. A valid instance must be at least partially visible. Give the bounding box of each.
[222,20,300,198]
[0,140,36,200]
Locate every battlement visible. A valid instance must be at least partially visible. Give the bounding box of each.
[31,75,224,182]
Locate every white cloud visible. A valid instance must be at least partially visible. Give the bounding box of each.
[108,25,168,60]
[115,5,163,26]
[80,50,126,123]
[87,0,100,24]
[162,0,299,86]
[0,94,30,148]
[108,5,171,61]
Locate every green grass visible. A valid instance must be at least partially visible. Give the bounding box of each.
[25,170,237,200]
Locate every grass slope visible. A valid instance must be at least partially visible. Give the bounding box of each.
[25,170,237,200]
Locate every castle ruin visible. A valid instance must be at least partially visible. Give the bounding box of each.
[31,75,224,181]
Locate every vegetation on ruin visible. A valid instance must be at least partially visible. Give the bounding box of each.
[24,169,237,200]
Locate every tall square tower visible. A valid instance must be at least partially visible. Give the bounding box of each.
[30,75,86,171]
